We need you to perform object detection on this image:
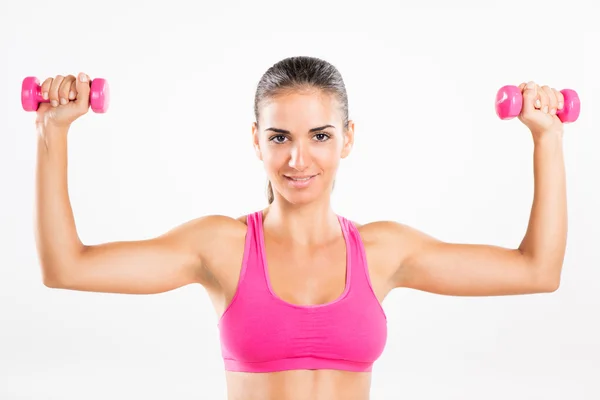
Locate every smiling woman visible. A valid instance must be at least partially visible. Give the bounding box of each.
[263,123,335,189]
[33,56,567,400]
[252,58,350,206]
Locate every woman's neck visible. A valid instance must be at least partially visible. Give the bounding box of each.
[263,198,340,246]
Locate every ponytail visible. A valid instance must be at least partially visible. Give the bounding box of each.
[267,181,274,204]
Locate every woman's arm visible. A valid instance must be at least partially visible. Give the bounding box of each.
[377,81,568,296]
[36,117,243,295]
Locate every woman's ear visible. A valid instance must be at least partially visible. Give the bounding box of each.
[341,120,355,159]
[252,122,263,161]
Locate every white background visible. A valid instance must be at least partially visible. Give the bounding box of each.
[1,0,599,399]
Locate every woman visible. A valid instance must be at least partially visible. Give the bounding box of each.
[34,56,567,400]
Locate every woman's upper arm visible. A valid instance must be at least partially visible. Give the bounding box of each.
[47,215,246,295]
[365,221,557,297]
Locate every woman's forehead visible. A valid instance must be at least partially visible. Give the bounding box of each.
[259,92,341,129]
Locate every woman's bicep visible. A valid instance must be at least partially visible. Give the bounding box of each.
[46,215,242,295]
[379,222,558,296]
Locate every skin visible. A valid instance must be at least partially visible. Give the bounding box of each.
[35,74,567,400]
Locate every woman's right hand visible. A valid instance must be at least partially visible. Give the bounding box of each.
[36,72,91,130]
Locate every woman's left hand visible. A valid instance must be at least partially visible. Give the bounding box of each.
[517,81,565,140]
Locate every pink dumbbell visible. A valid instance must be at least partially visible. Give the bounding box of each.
[495,85,580,123]
[21,76,110,113]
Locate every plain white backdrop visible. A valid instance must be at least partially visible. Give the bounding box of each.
[1,0,599,399]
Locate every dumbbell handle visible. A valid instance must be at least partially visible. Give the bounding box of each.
[495,85,580,123]
[21,76,110,113]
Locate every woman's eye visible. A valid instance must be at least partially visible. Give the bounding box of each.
[314,133,330,141]
[271,135,287,143]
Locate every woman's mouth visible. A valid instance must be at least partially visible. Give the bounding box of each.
[283,174,317,188]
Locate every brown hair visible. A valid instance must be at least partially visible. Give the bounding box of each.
[254,56,349,204]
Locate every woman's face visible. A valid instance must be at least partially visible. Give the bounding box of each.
[253,90,354,205]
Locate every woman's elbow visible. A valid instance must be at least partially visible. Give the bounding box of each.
[536,270,562,293]
[40,261,69,289]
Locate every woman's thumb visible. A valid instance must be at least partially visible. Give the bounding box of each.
[521,81,538,115]
[74,72,90,110]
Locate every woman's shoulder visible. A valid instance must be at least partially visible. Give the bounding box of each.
[174,214,249,257]
[353,218,427,255]
[186,213,248,234]
[186,213,252,289]
[188,208,265,238]
[351,218,407,242]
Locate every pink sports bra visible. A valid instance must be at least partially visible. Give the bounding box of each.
[217,210,388,373]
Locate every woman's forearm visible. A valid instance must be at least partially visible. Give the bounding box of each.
[35,125,84,285]
[518,132,567,285]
